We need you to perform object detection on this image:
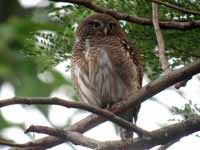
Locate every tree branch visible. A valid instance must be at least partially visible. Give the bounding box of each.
[97,116,200,150]
[25,125,99,149]
[151,0,200,16]
[48,0,200,29]
[152,2,170,72]
[11,114,103,150]
[0,97,149,137]
[112,60,200,115]
[0,125,100,149]
[5,59,200,150]
[0,140,37,148]
[157,139,180,150]
[24,117,200,150]
[151,2,188,89]
[7,116,200,150]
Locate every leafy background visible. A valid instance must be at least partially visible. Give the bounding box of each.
[0,0,200,149]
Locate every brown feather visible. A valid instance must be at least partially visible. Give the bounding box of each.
[71,13,143,139]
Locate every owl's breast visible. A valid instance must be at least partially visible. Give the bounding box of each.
[72,36,138,108]
[89,49,126,107]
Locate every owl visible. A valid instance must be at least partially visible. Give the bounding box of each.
[71,13,143,139]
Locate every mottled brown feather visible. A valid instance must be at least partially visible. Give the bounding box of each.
[71,13,143,139]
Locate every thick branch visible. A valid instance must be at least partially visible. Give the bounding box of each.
[97,116,200,150]
[6,59,200,150]
[157,139,180,150]
[111,60,200,115]
[1,125,99,149]
[25,125,99,149]
[11,114,103,150]
[7,116,200,150]
[0,141,35,148]
[0,97,148,136]
[151,0,200,16]
[9,117,200,150]
[49,0,200,29]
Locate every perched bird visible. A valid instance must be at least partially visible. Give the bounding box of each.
[71,13,143,139]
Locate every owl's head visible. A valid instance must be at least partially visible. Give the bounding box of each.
[76,13,124,38]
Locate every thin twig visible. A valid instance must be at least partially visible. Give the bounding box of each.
[152,2,191,88]
[151,0,200,16]
[152,2,170,72]
[49,0,200,29]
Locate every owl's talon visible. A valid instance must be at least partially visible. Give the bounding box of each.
[105,104,111,109]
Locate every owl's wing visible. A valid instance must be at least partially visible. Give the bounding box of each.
[117,39,143,139]
[71,44,101,106]
[109,39,142,95]
[121,39,143,87]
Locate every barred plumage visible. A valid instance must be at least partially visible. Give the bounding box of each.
[71,13,143,139]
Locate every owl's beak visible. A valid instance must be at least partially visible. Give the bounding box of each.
[103,27,108,35]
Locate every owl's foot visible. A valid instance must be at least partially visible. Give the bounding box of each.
[106,103,111,109]
[120,128,133,140]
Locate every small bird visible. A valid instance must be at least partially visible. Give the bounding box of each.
[71,13,143,139]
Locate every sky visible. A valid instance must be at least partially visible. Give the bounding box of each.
[0,0,200,150]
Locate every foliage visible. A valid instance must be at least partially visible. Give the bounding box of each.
[172,100,200,120]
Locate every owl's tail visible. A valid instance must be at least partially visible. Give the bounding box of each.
[119,103,141,139]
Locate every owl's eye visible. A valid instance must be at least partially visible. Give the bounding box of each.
[108,23,116,30]
[92,22,101,28]
[88,21,101,30]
